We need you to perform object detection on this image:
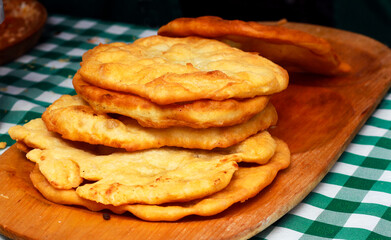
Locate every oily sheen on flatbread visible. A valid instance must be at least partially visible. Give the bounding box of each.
[73,72,270,128]
[9,118,279,206]
[41,95,278,151]
[78,35,288,104]
[158,16,351,76]
[29,138,290,221]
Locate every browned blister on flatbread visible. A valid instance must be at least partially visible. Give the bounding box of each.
[29,138,290,221]
[78,35,288,104]
[41,95,278,151]
[158,16,351,76]
[73,72,270,128]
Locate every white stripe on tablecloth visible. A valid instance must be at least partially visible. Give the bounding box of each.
[358,125,388,137]
[263,226,304,240]
[289,203,324,221]
[343,214,380,231]
[345,143,374,156]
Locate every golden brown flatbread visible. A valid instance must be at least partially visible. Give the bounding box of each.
[28,146,239,205]
[9,118,280,206]
[10,118,277,166]
[41,95,278,151]
[30,138,290,221]
[78,35,288,104]
[158,16,351,76]
[12,118,238,205]
[73,72,270,128]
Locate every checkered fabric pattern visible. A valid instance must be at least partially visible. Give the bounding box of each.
[0,15,390,240]
[255,94,391,240]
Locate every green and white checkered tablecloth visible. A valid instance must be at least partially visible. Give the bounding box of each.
[0,15,390,240]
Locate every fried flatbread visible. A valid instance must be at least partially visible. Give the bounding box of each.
[30,138,290,221]
[10,118,277,166]
[11,118,238,205]
[73,72,270,128]
[41,95,278,151]
[78,35,288,104]
[9,118,279,206]
[158,16,351,76]
[28,147,239,205]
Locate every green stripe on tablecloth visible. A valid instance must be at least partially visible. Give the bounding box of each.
[361,156,390,170]
[344,176,377,190]
[321,172,350,186]
[378,98,391,108]
[365,116,391,130]
[352,134,384,146]
[355,203,390,218]
[377,137,391,150]
[372,181,391,193]
[336,152,367,165]
[382,208,391,222]
[326,198,361,213]
[305,221,344,238]
[269,214,314,235]
[1,111,43,125]
[334,228,372,240]
[302,192,333,209]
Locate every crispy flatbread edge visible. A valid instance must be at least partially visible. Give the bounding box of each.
[73,72,270,129]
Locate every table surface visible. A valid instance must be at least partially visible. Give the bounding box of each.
[0,15,390,240]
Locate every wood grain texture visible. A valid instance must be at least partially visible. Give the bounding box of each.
[0,23,390,240]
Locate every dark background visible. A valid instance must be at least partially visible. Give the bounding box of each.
[37,0,391,47]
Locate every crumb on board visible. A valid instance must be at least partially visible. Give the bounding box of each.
[0,142,6,149]
[102,212,111,220]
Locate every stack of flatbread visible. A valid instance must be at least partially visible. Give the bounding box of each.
[8,35,291,221]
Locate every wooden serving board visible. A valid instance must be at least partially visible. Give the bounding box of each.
[1,23,391,240]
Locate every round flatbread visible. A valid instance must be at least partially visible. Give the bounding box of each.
[158,16,351,76]
[78,35,288,104]
[73,72,270,128]
[29,138,290,221]
[9,118,280,206]
[27,145,239,206]
[41,95,278,151]
[9,118,278,167]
